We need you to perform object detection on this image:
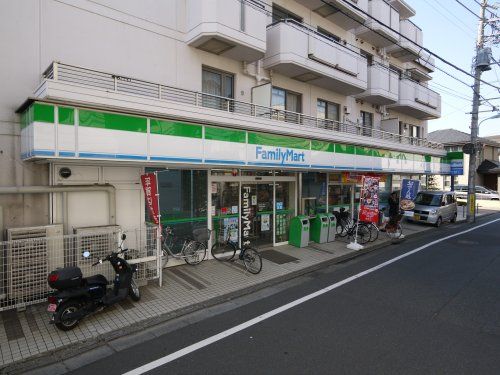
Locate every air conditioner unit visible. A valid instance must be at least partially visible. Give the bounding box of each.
[73,225,121,279]
[5,224,63,302]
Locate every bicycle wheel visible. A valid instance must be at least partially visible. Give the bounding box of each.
[387,223,403,240]
[368,223,379,242]
[211,241,237,261]
[242,248,262,274]
[355,224,371,244]
[336,220,348,237]
[161,246,169,268]
[182,241,207,265]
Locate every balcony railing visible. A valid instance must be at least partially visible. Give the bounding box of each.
[41,62,443,150]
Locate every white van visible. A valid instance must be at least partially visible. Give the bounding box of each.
[454,185,499,200]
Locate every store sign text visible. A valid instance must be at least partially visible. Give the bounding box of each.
[241,185,252,247]
[255,146,305,165]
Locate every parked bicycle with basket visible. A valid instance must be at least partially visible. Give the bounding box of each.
[161,226,207,267]
[210,226,262,274]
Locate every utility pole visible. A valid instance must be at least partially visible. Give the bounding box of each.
[466,0,488,223]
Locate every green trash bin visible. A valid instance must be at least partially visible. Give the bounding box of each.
[289,215,310,247]
[310,214,329,244]
[327,213,336,242]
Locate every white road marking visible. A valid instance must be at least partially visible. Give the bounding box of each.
[123,218,500,375]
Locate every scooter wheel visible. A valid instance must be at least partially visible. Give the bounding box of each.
[55,301,82,331]
[129,279,141,302]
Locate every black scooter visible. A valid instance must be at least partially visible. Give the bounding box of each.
[47,234,141,331]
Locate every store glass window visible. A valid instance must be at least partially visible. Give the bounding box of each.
[146,169,207,252]
[301,173,327,215]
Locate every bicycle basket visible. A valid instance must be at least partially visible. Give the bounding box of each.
[192,227,209,242]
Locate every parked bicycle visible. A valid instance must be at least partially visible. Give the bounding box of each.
[210,227,262,274]
[161,226,207,267]
[334,211,371,245]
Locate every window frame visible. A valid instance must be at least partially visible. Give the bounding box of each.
[202,66,235,99]
[317,99,340,122]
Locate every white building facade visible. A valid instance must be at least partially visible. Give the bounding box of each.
[1,0,446,249]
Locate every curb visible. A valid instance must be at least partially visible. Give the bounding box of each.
[1,216,494,374]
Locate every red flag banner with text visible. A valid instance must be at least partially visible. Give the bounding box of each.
[359,176,380,223]
[141,173,160,225]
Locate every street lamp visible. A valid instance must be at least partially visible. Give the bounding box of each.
[467,112,500,222]
[478,112,500,126]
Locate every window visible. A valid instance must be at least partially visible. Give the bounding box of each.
[146,169,207,251]
[317,99,340,130]
[408,124,420,138]
[360,111,373,136]
[272,4,302,23]
[202,67,234,110]
[317,27,340,43]
[271,87,302,122]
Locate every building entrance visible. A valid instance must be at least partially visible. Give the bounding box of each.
[210,172,296,249]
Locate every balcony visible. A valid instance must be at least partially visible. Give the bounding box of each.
[295,0,368,30]
[185,0,267,62]
[386,20,422,62]
[386,0,415,19]
[356,64,399,104]
[26,62,444,156]
[263,20,368,95]
[387,78,441,119]
[416,50,435,73]
[355,0,399,47]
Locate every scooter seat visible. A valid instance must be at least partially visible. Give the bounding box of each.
[84,274,108,286]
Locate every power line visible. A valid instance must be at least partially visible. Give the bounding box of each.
[428,0,477,34]
[244,0,499,111]
[328,0,500,91]
[454,0,482,18]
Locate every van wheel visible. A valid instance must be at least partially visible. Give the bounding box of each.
[435,217,442,228]
[451,213,457,223]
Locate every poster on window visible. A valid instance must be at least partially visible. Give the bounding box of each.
[261,214,270,231]
[359,176,380,223]
[223,217,238,242]
[400,179,419,211]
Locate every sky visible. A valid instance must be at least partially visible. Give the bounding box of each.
[411,0,500,137]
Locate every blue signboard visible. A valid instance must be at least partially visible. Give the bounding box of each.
[401,179,420,201]
[450,160,464,176]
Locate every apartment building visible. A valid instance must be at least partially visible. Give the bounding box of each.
[0,0,446,249]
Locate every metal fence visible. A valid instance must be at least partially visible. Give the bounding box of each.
[43,62,444,150]
[0,225,160,312]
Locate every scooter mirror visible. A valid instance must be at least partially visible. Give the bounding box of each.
[121,233,127,241]
[82,251,91,258]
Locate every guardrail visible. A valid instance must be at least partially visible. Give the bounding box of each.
[0,226,160,312]
[42,62,444,150]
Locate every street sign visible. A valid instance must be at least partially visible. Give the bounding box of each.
[462,143,475,154]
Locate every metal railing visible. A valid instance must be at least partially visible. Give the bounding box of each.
[0,225,160,312]
[42,62,443,150]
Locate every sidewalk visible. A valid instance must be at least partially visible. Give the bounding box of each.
[0,216,490,371]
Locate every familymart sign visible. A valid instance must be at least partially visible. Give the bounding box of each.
[250,145,309,167]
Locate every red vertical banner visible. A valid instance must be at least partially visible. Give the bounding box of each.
[359,175,380,223]
[141,173,160,225]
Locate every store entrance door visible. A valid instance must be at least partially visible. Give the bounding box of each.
[210,173,296,249]
[241,182,274,248]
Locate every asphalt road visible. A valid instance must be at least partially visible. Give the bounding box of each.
[63,215,500,375]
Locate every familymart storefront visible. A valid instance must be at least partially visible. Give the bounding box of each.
[19,101,450,249]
